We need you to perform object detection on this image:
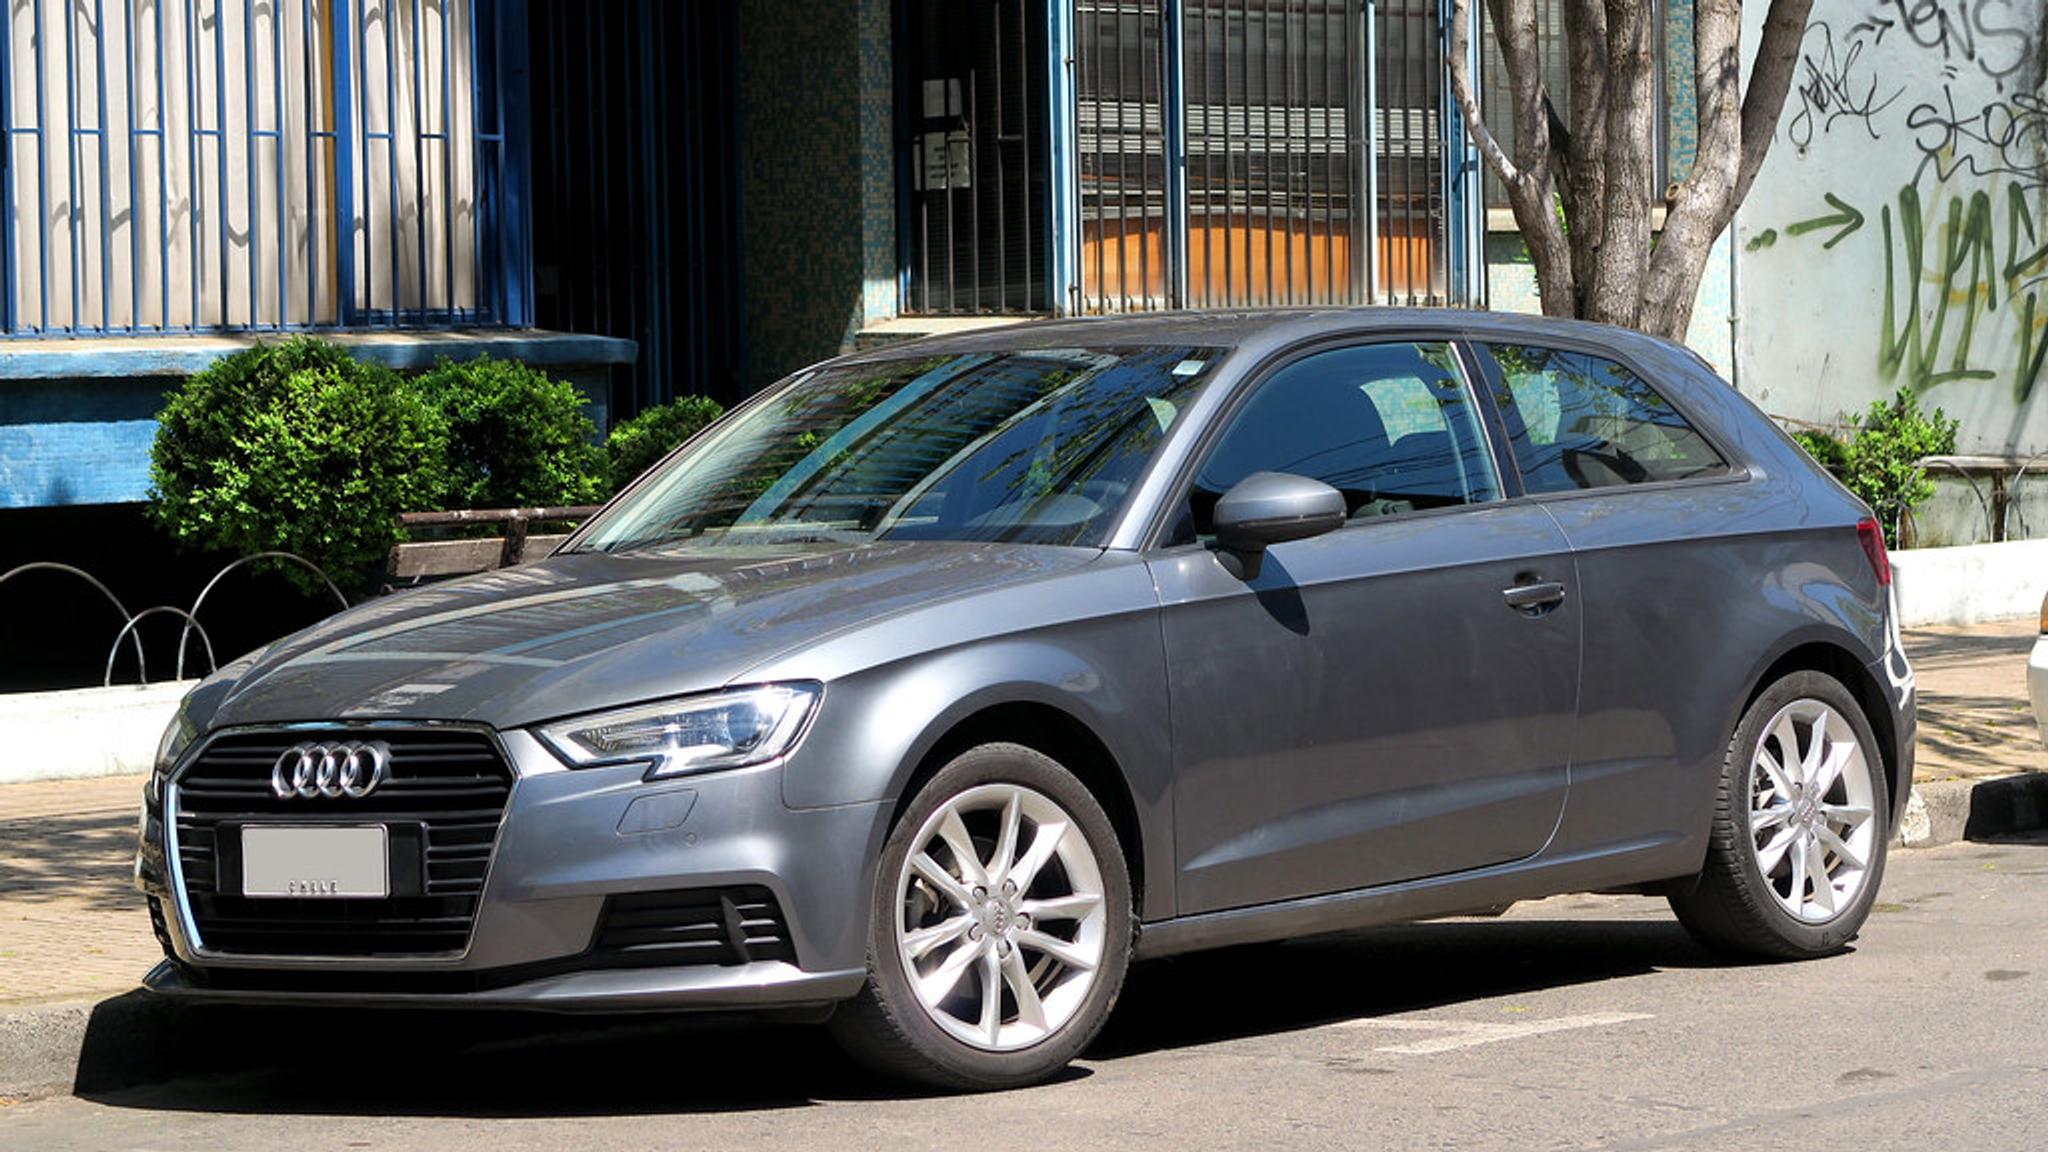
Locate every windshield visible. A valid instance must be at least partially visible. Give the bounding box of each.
[574,345,1225,553]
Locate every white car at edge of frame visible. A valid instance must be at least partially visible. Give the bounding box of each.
[2030,591,2048,749]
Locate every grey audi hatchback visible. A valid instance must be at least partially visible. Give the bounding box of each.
[136,310,1915,1090]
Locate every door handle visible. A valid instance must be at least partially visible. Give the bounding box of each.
[1501,580,1567,614]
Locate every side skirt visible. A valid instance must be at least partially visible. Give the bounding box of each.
[1133,833,1702,960]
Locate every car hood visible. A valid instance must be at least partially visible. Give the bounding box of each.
[196,541,1102,732]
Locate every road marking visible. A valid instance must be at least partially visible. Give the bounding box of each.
[1339,1011,1654,1055]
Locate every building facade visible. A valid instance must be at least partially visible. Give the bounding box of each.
[7,0,2039,517]
[1,0,1507,509]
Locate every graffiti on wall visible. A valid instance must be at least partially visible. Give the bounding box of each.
[1754,0,2048,417]
[1866,0,2040,91]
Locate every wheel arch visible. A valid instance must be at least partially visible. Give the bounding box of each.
[892,698,1153,920]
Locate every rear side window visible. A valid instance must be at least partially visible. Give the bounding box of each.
[1483,344,1727,493]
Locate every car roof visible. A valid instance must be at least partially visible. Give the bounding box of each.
[832,308,1700,373]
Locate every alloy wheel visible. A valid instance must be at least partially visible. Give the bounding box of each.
[1747,698,1879,923]
[893,782,1108,1052]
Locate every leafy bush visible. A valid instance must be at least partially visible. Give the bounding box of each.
[1795,389,1960,548]
[604,395,725,491]
[412,356,607,509]
[148,338,447,594]
[1791,427,1848,474]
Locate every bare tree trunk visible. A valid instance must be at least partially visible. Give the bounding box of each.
[1448,0,1817,343]
[1559,0,1608,314]
[1584,0,1658,327]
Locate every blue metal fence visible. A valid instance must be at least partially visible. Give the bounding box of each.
[527,0,739,411]
[0,0,526,336]
[1058,0,1483,313]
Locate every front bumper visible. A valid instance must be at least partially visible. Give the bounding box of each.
[141,957,864,1013]
[137,727,889,1010]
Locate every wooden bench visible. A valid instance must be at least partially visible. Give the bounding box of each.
[388,506,602,582]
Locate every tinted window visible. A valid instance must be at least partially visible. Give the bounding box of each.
[576,346,1221,552]
[1182,342,1500,539]
[1485,344,1727,493]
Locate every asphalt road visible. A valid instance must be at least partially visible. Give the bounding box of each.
[4,835,2044,1151]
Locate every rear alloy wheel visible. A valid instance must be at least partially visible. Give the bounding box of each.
[830,744,1132,1090]
[1670,671,1890,959]
[1745,699,1881,923]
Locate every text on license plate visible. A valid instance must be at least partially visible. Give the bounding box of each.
[241,825,389,898]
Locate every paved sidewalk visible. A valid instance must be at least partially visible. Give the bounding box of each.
[0,775,157,1010]
[0,621,2040,1017]
[1902,618,2047,782]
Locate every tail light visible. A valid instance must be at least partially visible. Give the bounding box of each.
[1856,518,1892,588]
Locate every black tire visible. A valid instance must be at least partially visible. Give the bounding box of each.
[828,743,1135,1091]
[1669,670,1891,960]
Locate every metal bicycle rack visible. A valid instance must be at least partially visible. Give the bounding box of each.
[0,551,346,689]
[1914,453,2048,546]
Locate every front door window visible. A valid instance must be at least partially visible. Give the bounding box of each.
[1169,340,1500,543]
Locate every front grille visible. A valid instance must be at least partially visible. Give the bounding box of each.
[173,728,512,958]
[147,895,174,959]
[593,886,797,966]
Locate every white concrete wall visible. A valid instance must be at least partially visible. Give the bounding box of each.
[1890,540,2048,627]
[0,681,194,785]
[1734,0,2048,456]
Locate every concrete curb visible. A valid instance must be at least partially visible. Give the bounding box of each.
[0,986,698,1102]
[1896,772,2048,849]
[0,991,199,1101]
[0,1000,96,1100]
[2,987,501,1100]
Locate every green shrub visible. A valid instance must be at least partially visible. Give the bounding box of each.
[411,356,607,510]
[148,338,447,594]
[1796,389,1960,548]
[605,395,725,491]
[1791,427,1848,474]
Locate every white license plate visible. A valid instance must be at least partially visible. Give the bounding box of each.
[241,825,389,899]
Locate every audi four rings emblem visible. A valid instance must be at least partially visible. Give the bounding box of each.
[271,741,391,799]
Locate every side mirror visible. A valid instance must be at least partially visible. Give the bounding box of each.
[1211,471,1347,580]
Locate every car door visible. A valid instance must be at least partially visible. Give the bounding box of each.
[1149,340,1581,915]
[1470,340,1755,849]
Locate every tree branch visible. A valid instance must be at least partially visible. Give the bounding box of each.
[1453,0,1575,315]
[1637,0,1741,337]
[1446,0,1522,186]
[1734,0,1818,205]
[1486,0,1555,179]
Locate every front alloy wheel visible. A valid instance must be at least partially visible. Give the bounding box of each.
[895,782,1108,1051]
[830,743,1133,1090]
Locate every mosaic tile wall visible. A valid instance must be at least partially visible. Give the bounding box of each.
[738,0,897,391]
[1663,0,1697,186]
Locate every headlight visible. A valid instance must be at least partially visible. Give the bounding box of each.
[535,683,822,780]
[147,711,197,807]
